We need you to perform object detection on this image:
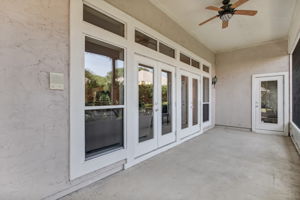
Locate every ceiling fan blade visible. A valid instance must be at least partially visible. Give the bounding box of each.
[235,10,257,16]
[206,6,222,11]
[222,21,228,29]
[199,15,219,26]
[231,0,249,8]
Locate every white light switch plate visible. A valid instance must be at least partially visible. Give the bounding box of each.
[50,72,64,90]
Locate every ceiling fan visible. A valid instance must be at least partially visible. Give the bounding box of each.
[199,0,257,29]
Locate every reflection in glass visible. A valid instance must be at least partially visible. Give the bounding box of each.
[85,37,124,106]
[191,59,200,69]
[161,71,172,135]
[181,76,189,129]
[85,109,123,158]
[203,65,210,73]
[203,104,209,122]
[203,77,209,103]
[261,81,278,124]
[192,79,198,125]
[180,53,190,65]
[138,65,154,142]
[135,30,158,51]
[159,43,175,58]
[83,5,125,37]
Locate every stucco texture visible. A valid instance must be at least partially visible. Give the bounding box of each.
[215,40,289,129]
[0,0,70,199]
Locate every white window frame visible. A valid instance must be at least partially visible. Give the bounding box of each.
[70,0,213,180]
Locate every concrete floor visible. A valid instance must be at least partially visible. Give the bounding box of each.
[61,127,300,200]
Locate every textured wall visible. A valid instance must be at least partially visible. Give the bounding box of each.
[215,40,289,129]
[104,0,215,64]
[288,0,300,52]
[0,0,70,199]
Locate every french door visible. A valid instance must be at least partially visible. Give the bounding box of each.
[135,55,176,157]
[179,70,201,139]
[253,75,284,132]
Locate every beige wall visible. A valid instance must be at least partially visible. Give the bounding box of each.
[215,40,289,129]
[289,0,300,52]
[0,0,216,199]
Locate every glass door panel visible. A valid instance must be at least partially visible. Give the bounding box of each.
[260,81,278,124]
[161,70,172,135]
[192,78,198,125]
[138,65,154,143]
[181,75,189,129]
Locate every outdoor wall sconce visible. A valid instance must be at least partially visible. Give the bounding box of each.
[212,76,218,87]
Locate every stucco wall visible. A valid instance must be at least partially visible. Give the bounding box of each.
[288,0,300,52]
[215,40,289,129]
[0,0,216,199]
[0,0,71,199]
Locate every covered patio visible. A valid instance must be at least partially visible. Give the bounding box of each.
[61,127,300,200]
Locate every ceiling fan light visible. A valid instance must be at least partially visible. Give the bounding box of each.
[220,13,233,21]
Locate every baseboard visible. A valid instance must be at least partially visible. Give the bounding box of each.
[290,122,300,155]
[215,124,251,132]
[42,161,124,200]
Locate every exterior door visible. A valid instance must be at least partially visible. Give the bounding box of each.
[253,75,284,132]
[135,55,176,157]
[179,70,201,139]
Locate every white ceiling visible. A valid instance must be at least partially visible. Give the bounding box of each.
[150,0,296,53]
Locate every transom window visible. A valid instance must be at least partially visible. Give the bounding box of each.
[83,4,125,37]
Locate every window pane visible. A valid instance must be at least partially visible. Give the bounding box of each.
[192,79,198,125]
[135,30,157,51]
[181,76,189,129]
[83,5,124,37]
[162,71,172,135]
[139,65,154,142]
[85,37,124,106]
[203,77,209,102]
[85,109,123,158]
[191,59,200,69]
[261,81,278,124]
[159,43,175,58]
[180,53,190,65]
[203,104,209,122]
[203,65,210,73]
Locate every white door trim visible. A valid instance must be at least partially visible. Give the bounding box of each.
[252,72,289,136]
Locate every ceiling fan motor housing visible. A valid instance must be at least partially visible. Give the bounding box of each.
[219,0,235,21]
